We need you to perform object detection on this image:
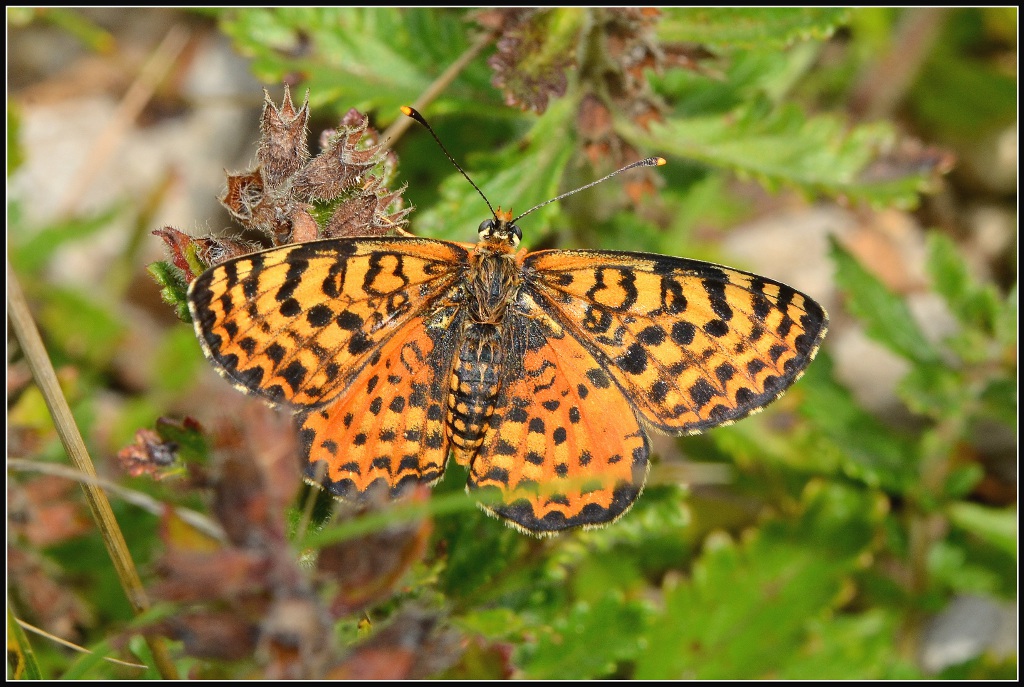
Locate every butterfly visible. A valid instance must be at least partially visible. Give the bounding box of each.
[188,147,827,536]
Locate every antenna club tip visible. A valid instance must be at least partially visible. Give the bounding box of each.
[655,157,667,166]
[400,105,414,116]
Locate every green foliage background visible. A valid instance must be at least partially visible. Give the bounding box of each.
[7,7,1016,680]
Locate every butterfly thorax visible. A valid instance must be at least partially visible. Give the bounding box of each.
[467,247,520,324]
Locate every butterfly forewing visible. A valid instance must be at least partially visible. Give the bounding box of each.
[188,237,469,409]
[523,249,828,434]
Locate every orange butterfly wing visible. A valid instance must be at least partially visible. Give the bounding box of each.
[468,291,648,534]
[299,303,465,498]
[188,237,470,496]
[523,250,828,434]
[188,237,469,409]
[187,234,827,532]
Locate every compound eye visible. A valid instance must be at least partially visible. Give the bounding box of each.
[478,219,494,236]
[510,224,523,245]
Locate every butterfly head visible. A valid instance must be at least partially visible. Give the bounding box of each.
[478,207,522,249]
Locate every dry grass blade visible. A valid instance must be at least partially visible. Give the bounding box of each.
[14,616,148,670]
[7,262,180,679]
[8,457,226,543]
[57,24,191,216]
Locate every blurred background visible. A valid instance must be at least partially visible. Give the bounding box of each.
[7,8,1016,679]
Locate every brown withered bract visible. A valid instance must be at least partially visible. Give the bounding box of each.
[316,485,433,615]
[477,9,716,192]
[257,85,311,187]
[484,9,572,115]
[153,226,259,282]
[116,427,179,478]
[291,106,385,202]
[159,86,409,270]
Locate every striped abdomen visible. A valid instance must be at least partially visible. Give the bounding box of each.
[447,323,504,463]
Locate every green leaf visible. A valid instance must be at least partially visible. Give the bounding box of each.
[658,8,850,50]
[155,416,210,466]
[8,607,43,680]
[629,100,931,208]
[797,354,919,492]
[219,8,493,119]
[519,594,648,679]
[580,484,692,575]
[780,611,921,679]
[977,377,1017,427]
[8,102,25,176]
[898,362,965,419]
[948,502,1017,557]
[635,484,879,679]
[453,608,525,641]
[909,10,1017,141]
[8,206,124,276]
[925,232,1002,333]
[37,287,126,369]
[926,539,1004,596]
[147,261,190,322]
[151,325,205,394]
[58,636,118,679]
[942,464,985,500]
[830,236,940,364]
[434,505,526,600]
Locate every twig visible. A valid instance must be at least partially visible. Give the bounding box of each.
[849,8,949,121]
[381,28,497,145]
[8,457,226,543]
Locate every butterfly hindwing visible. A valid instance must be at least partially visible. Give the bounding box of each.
[300,304,465,499]
[187,237,469,409]
[524,249,828,434]
[468,291,649,534]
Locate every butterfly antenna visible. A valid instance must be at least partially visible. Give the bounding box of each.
[512,156,666,224]
[401,106,497,219]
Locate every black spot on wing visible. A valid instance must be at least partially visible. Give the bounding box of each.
[279,298,301,318]
[671,321,696,346]
[637,325,666,346]
[336,311,362,330]
[715,362,736,384]
[616,343,648,375]
[306,304,333,327]
[280,360,307,393]
[275,258,309,303]
[689,378,717,410]
[703,279,733,321]
[704,319,729,338]
[585,368,612,389]
[266,343,286,365]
